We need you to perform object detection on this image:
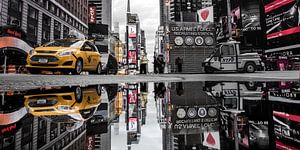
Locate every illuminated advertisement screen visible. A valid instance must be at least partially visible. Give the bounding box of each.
[128,51,137,64]
[264,0,300,48]
[241,0,261,32]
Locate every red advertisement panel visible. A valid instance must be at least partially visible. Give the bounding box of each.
[88,6,96,24]
[128,51,137,64]
[265,0,299,40]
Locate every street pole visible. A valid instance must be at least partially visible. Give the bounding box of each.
[136,21,139,71]
[233,113,239,150]
[126,25,129,71]
[226,0,233,41]
[3,48,7,74]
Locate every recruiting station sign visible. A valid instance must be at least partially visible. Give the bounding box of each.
[169,22,215,50]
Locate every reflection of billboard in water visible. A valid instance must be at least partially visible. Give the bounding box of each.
[271,98,300,149]
[171,104,219,134]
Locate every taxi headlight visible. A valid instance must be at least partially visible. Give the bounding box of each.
[58,50,76,56]
[29,49,36,56]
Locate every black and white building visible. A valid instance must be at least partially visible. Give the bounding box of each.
[0,0,89,46]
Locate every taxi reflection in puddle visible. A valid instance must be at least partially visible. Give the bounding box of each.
[24,85,102,123]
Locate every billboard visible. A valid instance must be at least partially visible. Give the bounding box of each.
[264,0,300,48]
[128,25,137,38]
[265,0,299,39]
[241,0,261,32]
[128,51,137,64]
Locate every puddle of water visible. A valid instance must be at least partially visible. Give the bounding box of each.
[0,81,300,150]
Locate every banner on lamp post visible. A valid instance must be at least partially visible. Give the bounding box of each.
[198,6,214,23]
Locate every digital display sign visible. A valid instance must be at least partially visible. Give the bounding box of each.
[265,0,299,39]
[264,0,300,48]
[241,0,261,32]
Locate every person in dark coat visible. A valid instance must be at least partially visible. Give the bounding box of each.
[175,57,183,73]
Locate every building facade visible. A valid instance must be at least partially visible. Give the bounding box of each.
[158,0,215,73]
[164,0,212,22]
[0,0,89,46]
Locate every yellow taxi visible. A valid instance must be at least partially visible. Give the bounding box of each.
[26,38,102,74]
[24,85,102,121]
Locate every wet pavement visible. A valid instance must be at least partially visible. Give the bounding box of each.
[1,71,300,92]
[1,81,300,150]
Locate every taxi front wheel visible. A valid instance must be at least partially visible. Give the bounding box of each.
[72,59,83,75]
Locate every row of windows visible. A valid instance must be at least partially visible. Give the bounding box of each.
[28,0,87,33]
[7,0,88,46]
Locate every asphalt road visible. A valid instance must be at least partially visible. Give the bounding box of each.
[0,71,299,91]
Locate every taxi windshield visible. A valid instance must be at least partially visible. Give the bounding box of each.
[43,39,84,47]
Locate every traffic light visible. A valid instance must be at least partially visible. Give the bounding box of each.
[175,0,181,11]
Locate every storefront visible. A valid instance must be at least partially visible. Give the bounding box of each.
[0,25,31,73]
[265,50,300,71]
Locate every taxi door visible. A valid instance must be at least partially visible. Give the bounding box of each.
[85,42,101,70]
[220,45,237,71]
[81,43,92,69]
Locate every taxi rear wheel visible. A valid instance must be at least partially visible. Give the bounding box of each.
[72,59,83,75]
[74,87,82,103]
[91,63,102,75]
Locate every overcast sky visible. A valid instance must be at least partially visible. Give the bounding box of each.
[112,0,160,70]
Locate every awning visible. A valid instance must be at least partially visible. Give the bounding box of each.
[0,107,28,125]
[0,36,32,54]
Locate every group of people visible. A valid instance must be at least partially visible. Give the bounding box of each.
[154,55,165,74]
[154,55,183,74]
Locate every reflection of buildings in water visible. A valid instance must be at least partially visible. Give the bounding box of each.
[159,82,221,150]
[124,83,149,148]
[269,93,300,150]
[205,81,264,110]
[0,91,87,150]
[205,81,272,149]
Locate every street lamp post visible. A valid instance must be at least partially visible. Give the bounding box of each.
[226,0,234,41]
